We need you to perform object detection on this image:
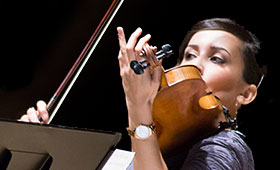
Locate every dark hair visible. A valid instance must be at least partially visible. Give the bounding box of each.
[178,18,264,87]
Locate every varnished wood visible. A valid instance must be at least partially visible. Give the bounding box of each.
[134,44,228,156]
[153,65,226,156]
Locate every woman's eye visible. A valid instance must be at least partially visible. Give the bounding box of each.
[185,53,196,60]
[210,56,225,64]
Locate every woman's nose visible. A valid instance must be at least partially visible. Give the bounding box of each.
[179,54,205,75]
[186,59,204,76]
[195,64,204,76]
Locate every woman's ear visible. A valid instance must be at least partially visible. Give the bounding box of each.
[237,84,257,105]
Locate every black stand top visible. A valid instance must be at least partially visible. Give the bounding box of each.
[0,119,121,170]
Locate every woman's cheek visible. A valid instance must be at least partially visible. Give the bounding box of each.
[203,69,240,99]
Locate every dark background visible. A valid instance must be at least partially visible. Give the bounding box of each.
[0,0,278,169]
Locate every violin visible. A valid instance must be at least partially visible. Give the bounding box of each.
[132,43,236,156]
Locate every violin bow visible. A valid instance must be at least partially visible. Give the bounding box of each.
[43,0,124,124]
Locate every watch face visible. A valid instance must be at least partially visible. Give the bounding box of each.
[135,125,151,139]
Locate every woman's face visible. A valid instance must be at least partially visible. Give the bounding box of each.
[180,30,248,114]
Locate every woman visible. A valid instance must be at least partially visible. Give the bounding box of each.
[20,18,262,169]
[117,18,263,169]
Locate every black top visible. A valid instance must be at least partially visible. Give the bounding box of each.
[165,130,254,170]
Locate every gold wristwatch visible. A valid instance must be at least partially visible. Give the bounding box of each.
[127,123,156,140]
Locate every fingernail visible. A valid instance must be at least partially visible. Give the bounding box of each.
[136,27,142,33]
[117,27,121,33]
[43,113,48,119]
[28,107,35,112]
[37,100,46,108]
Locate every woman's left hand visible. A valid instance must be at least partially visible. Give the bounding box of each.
[117,27,161,105]
[117,27,162,126]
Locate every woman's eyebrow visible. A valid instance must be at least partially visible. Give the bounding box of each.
[187,44,199,51]
[187,44,232,57]
[210,46,231,57]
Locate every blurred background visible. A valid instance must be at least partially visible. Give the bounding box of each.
[0,0,278,169]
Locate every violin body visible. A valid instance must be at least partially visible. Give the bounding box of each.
[132,44,229,156]
[152,65,226,156]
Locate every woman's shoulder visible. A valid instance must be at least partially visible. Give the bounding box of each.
[198,130,250,151]
[181,130,255,170]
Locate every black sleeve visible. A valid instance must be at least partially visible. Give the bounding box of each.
[179,131,254,170]
[180,142,240,170]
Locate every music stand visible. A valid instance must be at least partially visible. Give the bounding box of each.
[0,119,121,170]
